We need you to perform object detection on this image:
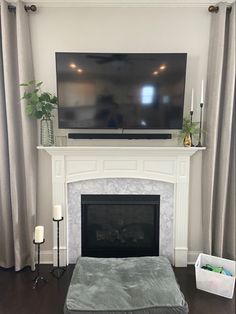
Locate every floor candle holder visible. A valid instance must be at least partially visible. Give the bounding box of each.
[196,102,204,147]
[51,217,66,279]
[33,239,47,289]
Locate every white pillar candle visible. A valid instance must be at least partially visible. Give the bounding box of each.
[34,226,44,243]
[200,80,204,103]
[190,88,194,111]
[53,205,62,220]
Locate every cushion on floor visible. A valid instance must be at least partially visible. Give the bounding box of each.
[64,256,189,314]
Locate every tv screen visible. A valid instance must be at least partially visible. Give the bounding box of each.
[56,53,187,129]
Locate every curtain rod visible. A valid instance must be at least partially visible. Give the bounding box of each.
[208,5,232,13]
[7,4,232,14]
[8,4,37,13]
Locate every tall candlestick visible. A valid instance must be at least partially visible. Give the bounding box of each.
[53,205,62,220]
[33,238,47,288]
[190,88,194,112]
[190,110,194,147]
[200,80,204,103]
[196,102,204,147]
[34,226,44,243]
[51,217,66,279]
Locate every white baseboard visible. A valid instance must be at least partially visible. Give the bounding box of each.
[188,251,201,265]
[40,249,202,265]
[52,247,67,266]
[40,250,53,264]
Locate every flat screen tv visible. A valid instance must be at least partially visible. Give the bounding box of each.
[56,53,187,129]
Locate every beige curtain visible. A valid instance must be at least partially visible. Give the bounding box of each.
[202,2,235,260]
[0,0,37,270]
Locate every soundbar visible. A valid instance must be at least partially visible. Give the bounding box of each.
[68,133,172,140]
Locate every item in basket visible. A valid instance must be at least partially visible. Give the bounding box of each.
[222,269,233,276]
[201,264,232,276]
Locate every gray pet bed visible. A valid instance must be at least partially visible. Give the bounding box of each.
[64,256,188,314]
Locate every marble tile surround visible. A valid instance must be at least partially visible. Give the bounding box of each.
[68,178,174,263]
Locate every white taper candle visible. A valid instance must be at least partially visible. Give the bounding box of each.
[190,88,194,112]
[53,205,62,220]
[34,226,44,243]
[200,80,204,103]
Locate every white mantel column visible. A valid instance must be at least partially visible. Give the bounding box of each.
[174,156,190,267]
[51,155,67,266]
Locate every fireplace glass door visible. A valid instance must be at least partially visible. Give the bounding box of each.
[81,194,160,257]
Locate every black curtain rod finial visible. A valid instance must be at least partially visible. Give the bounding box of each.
[24,5,37,12]
[208,5,231,13]
[8,4,37,13]
[208,5,219,13]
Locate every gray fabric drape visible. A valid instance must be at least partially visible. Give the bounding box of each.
[0,0,37,270]
[203,2,235,260]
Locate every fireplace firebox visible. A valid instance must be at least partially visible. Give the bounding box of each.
[81,194,160,257]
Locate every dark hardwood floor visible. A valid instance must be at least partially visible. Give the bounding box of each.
[0,265,235,314]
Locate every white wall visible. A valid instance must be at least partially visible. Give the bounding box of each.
[30,6,210,262]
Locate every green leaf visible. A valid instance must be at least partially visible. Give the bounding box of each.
[30,93,39,103]
[51,96,58,104]
[36,102,43,111]
[36,81,43,87]
[45,103,53,111]
[39,92,51,102]
[26,106,33,115]
[35,111,43,119]
[20,83,28,87]
[24,92,32,99]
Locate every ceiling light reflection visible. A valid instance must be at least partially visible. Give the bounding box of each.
[160,64,166,70]
[69,63,77,69]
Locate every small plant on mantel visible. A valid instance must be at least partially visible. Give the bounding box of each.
[20,80,58,146]
[21,80,57,119]
[179,117,199,147]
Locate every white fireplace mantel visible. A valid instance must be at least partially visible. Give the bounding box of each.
[38,145,205,267]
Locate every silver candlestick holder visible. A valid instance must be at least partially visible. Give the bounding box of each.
[51,217,66,279]
[33,239,47,289]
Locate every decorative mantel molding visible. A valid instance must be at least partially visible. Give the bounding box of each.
[38,145,205,267]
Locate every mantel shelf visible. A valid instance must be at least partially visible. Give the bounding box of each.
[37,146,206,157]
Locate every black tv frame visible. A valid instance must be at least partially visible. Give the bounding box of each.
[56,52,187,132]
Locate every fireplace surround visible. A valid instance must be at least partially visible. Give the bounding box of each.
[39,145,205,267]
[68,178,173,263]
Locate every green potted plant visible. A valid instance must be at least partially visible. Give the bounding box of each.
[20,80,58,146]
[179,117,199,147]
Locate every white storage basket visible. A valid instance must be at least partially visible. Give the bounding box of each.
[195,253,235,299]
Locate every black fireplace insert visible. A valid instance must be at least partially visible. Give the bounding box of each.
[81,194,160,257]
